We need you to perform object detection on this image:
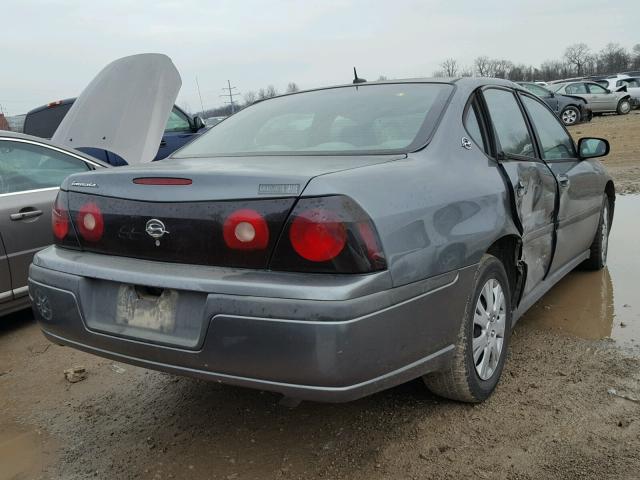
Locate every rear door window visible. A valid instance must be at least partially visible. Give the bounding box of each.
[0,140,91,194]
[482,89,535,159]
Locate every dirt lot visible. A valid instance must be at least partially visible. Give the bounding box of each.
[569,110,640,194]
[1,113,640,480]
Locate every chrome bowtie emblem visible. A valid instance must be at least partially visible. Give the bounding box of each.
[461,137,473,150]
[146,219,169,246]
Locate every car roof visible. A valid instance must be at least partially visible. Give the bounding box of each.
[0,130,110,167]
[25,98,75,116]
[254,77,523,105]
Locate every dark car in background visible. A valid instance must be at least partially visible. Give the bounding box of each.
[517,82,592,126]
[23,99,206,165]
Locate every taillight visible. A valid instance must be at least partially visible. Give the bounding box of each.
[270,196,387,273]
[76,202,104,242]
[223,209,269,250]
[289,209,346,262]
[52,193,69,240]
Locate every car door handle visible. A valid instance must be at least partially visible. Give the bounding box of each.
[10,209,43,221]
[558,175,570,188]
[515,181,527,197]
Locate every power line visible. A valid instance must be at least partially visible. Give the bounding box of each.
[195,77,206,118]
[220,80,240,114]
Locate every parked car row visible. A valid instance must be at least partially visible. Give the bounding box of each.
[517,82,592,126]
[546,72,639,117]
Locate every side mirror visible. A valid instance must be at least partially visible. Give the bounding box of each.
[192,115,205,131]
[616,85,628,93]
[578,137,609,160]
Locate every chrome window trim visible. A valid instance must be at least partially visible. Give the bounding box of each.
[0,136,102,167]
[0,136,103,197]
[0,186,60,198]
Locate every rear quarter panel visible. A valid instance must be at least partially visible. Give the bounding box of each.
[302,92,520,287]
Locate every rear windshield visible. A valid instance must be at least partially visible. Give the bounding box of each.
[23,103,73,138]
[173,83,453,157]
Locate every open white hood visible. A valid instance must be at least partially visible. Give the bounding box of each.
[52,53,181,164]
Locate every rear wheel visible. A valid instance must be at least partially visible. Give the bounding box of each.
[423,254,512,403]
[582,195,610,270]
[561,106,580,126]
[617,99,631,115]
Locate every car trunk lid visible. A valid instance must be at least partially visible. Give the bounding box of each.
[61,154,403,269]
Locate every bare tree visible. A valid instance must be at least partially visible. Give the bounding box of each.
[286,82,299,93]
[474,56,491,76]
[440,58,459,77]
[492,59,514,79]
[377,75,389,81]
[265,85,278,98]
[243,91,257,105]
[633,44,640,69]
[459,66,474,77]
[597,43,630,74]
[564,43,590,76]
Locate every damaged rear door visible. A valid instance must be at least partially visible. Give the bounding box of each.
[479,87,557,297]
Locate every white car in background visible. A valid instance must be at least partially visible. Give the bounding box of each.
[550,80,632,115]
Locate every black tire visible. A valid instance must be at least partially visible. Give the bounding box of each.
[617,98,631,115]
[582,195,610,270]
[560,106,580,126]
[423,254,512,403]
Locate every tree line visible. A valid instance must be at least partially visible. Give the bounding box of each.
[432,42,640,82]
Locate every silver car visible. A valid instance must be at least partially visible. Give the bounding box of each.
[0,132,105,316]
[29,62,615,405]
[550,80,632,115]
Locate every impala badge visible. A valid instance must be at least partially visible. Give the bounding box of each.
[461,137,473,150]
[146,219,169,246]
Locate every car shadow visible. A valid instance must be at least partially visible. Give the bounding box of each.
[0,308,35,336]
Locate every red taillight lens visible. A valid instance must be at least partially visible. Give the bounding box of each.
[52,194,69,240]
[270,195,387,273]
[223,209,269,250]
[289,209,347,262]
[76,202,104,242]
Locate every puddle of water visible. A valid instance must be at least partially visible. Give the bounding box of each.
[522,194,640,347]
[0,422,55,479]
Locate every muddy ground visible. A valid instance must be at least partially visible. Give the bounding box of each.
[2,113,640,480]
[569,110,640,194]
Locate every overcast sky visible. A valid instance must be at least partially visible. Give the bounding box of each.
[1,0,637,116]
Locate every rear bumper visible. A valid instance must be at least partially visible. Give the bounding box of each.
[29,247,476,402]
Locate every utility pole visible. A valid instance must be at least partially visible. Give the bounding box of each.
[195,77,206,118]
[220,80,240,115]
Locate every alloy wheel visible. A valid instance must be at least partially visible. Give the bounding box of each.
[472,278,507,381]
[562,109,578,125]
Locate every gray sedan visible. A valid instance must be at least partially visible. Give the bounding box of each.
[550,81,632,115]
[0,132,105,316]
[29,78,614,404]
